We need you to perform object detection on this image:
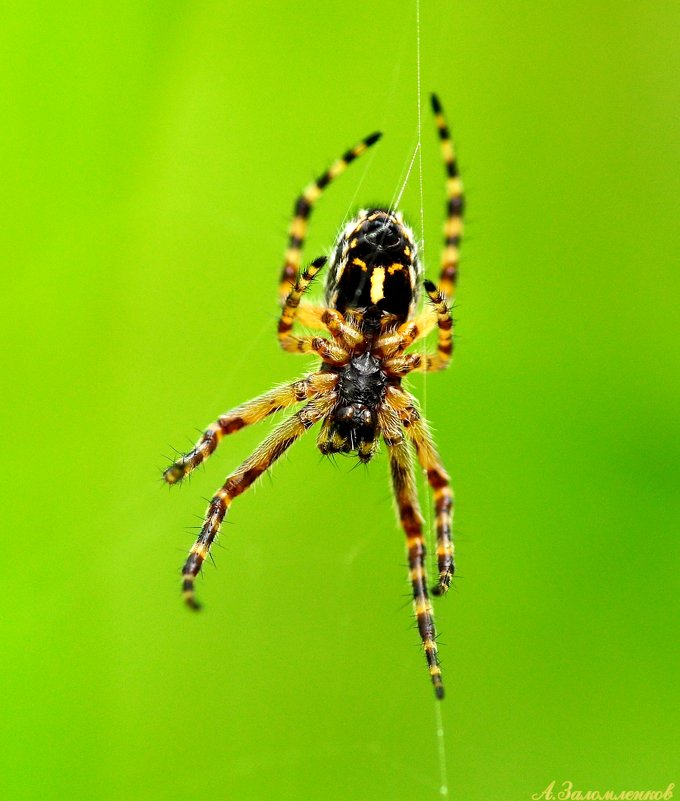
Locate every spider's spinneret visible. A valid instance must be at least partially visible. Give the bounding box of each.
[325,208,420,323]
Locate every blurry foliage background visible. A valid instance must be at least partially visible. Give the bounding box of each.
[1,2,679,800]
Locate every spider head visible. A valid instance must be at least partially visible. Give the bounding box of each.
[325,209,421,322]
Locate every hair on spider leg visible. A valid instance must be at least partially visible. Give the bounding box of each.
[318,451,340,470]
[440,573,463,595]
[377,484,397,504]
[349,457,372,474]
[162,451,185,471]
[397,595,415,612]
[157,468,174,488]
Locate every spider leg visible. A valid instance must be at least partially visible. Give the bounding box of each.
[278,131,382,304]
[419,280,454,372]
[407,306,438,339]
[278,257,352,363]
[296,303,325,330]
[278,256,327,344]
[386,431,444,699]
[381,282,453,376]
[163,373,338,484]
[375,321,420,359]
[279,334,349,365]
[181,395,335,609]
[386,386,455,595]
[382,352,423,377]
[431,93,464,302]
[321,309,364,351]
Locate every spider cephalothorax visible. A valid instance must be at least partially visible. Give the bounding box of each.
[320,351,387,462]
[164,94,464,700]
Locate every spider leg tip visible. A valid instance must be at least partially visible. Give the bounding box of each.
[184,596,202,612]
[163,464,184,485]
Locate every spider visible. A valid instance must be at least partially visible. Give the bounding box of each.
[163,94,463,699]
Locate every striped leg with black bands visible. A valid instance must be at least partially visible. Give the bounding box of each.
[278,256,327,346]
[387,437,444,699]
[430,93,464,302]
[278,131,382,304]
[404,411,454,595]
[181,397,335,609]
[385,386,455,595]
[379,284,452,378]
[163,373,338,485]
[420,280,454,372]
[279,334,349,366]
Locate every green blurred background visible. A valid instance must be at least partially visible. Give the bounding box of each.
[1,2,678,799]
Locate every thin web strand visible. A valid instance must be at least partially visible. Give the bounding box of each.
[435,699,450,798]
[416,0,451,797]
[391,140,421,214]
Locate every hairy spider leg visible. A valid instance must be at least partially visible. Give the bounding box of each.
[387,435,444,698]
[320,309,365,350]
[381,351,423,377]
[419,280,454,372]
[181,396,335,609]
[387,387,455,595]
[278,256,328,350]
[163,372,338,484]
[278,257,351,365]
[374,321,420,359]
[431,93,464,302]
[278,131,382,305]
[375,282,452,375]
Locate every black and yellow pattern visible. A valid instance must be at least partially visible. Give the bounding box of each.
[277,256,326,343]
[164,93,466,700]
[387,437,444,698]
[420,279,454,372]
[163,372,337,485]
[431,93,464,302]
[278,132,382,304]
[391,388,455,595]
[181,396,335,609]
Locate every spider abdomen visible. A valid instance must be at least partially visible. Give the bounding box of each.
[325,208,421,322]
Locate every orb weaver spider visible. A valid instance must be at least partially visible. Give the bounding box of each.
[164,94,463,699]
